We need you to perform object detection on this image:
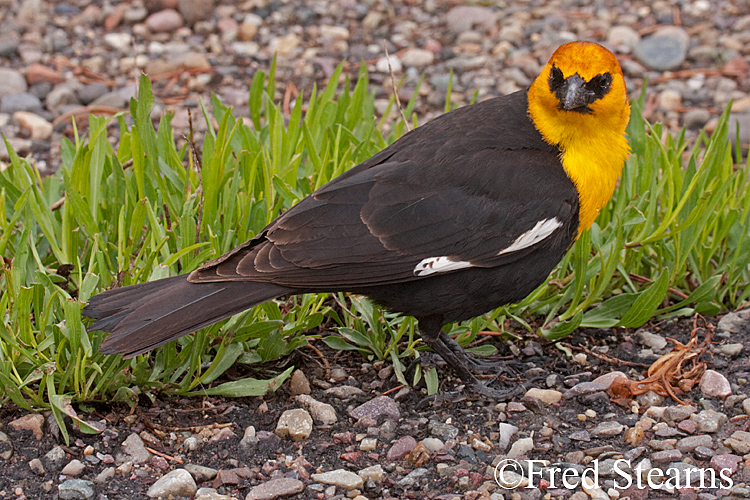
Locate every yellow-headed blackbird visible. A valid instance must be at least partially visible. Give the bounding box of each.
[84,41,631,398]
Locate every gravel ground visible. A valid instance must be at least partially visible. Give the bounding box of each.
[2,1,750,499]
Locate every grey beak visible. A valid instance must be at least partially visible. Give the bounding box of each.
[561,74,592,112]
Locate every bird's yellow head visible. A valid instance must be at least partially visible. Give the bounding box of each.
[528,41,631,236]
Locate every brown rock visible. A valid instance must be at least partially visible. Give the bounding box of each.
[290,369,311,396]
[145,9,183,33]
[26,64,64,85]
[178,0,214,26]
[9,414,44,440]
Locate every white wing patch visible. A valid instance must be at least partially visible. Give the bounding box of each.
[497,218,562,256]
[413,218,561,277]
[414,256,472,277]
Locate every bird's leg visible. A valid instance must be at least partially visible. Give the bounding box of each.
[437,330,518,376]
[418,317,522,400]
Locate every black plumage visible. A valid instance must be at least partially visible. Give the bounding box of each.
[85,90,580,398]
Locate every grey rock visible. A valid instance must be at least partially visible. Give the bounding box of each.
[563,382,608,399]
[677,435,713,453]
[275,408,313,441]
[591,421,625,437]
[118,433,152,464]
[569,430,591,442]
[350,396,400,421]
[498,423,519,452]
[0,35,19,57]
[324,385,364,399]
[724,431,750,454]
[444,5,498,33]
[429,420,459,441]
[46,85,80,112]
[94,467,115,484]
[634,27,689,71]
[694,446,716,460]
[179,0,214,26]
[718,309,750,334]
[0,431,12,460]
[358,464,385,482]
[718,343,744,357]
[690,410,727,433]
[664,405,697,422]
[607,26,640,52]
[29,458,44,474]
[77,83,109,105]
[636,390,665,407]
[651,449,682,463]
[58,479,95,500]
[508,436,534,458]
[44,445,66,469]
[183,436,201,451]
[637,330,667,350]
[146,469,197,498]
[184,463,218,481]
[311,469,364,490]
[667,462,703,483]
[398,467,429,487]
[296,394,337,425]
[245,478,304,500]
[1,92,42,114]
[0,69,27,98]
[61,459,86,476]
[683,109,711,130]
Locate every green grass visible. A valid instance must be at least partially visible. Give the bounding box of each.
[1,60,749,439]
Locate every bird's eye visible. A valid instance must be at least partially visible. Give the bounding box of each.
[548,65,565,93]
[586,73,612,99]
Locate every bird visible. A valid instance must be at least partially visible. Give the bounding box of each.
[84,41,631,399]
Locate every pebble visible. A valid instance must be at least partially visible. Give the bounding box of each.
[591,371,628,389]
[563,382,608,399]
[636,330,667,350]
[14,111,53,139]
[700,370,732,398]
[118,433,152,464]
[8,414,45,439]
[245,478,304,500]
[386,435,417,461]
[58,479,95,500]
[145,9,184,32]
[146,469,197,498]
[717,310,750,334]
[507,436,533,458]
[398,467,429,487]
[275,408,313,441]
[651,449,683,463]
[497,423,518,451]
[296,394,337,425]
[591,422,625,437]
[61,459,86,476]
[289,369,311,396]
[0,431,12,460]
[43,445,66,469]
[724,431,750,454]
[350,396,400,421]
[607,26,640,52]
[429,420,459,441]
[524,388,563,404]
[444,5,498,33]
[184,464,219,481]
[634,26,689,71]
[325,385,365,399]
[664,405,697,422]
[0,69,27,97]
[677,435,713,453]
[1,92,43,114]
[710,454,742,475]
[400,48,435,67]
[311,469,364,490]
[358,464,385,482]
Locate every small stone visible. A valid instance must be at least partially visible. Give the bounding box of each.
[444,5,498,33]
[718,343,744,357]
[569,430,591,442]
[693,446,715,460]
[563,381,608,399]
[183,436,201,451]
[717,310,750,334]
[658,89,682,112]
[637,330,667,350]
[119,433,152,464]
[386,435,417,461]
[507,437,533,458]
[1,92,43,114]
[710,454,742,475]
[678,419,697,434]
[360,437,377,451]
[8,413,45,439]
[497,423,518,451]
[43,446,66,469]
[591,371,628,389]
[590,421,625,437]
[724,431,750,454]
[400,48,434,67]
[194,488,232,500]
[398,467,429,487]
[58,479,95,500]
[664,405,697,422]
[178,0,214,26]
[358,464,385,482]
[14,111,53,139]
[29,458,45,474]
[350,396,400,421]
[103,33,132,51]
[296,395,337,425]
[0,69,28,97]
[311,469,364,490]
[677,435,713,453]
[325,385,365,399]
[26,63,65,86]
[700,370,732,398]
[0,431,13,460]
[524,388,563,404]
[146,469,197,498]
[429,420,459,441]
[634,26,689,71]
[289,369,311,396]
[145,9,183,32]
[683,109,711,130]
[421,437,444,452]
[275,409,313,441]
[270,34,300,56]
[246,478,304,500]
[651,449,682,463]
[61,459,85,476]
[184,464,218,481]
[636,391,665,408]
[607,26,640,51]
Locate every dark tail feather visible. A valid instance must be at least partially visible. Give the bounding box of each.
[83,275,289,358]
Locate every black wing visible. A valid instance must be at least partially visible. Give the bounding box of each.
[189,91,578,289]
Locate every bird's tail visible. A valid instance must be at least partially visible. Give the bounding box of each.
[83,275,289,358]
